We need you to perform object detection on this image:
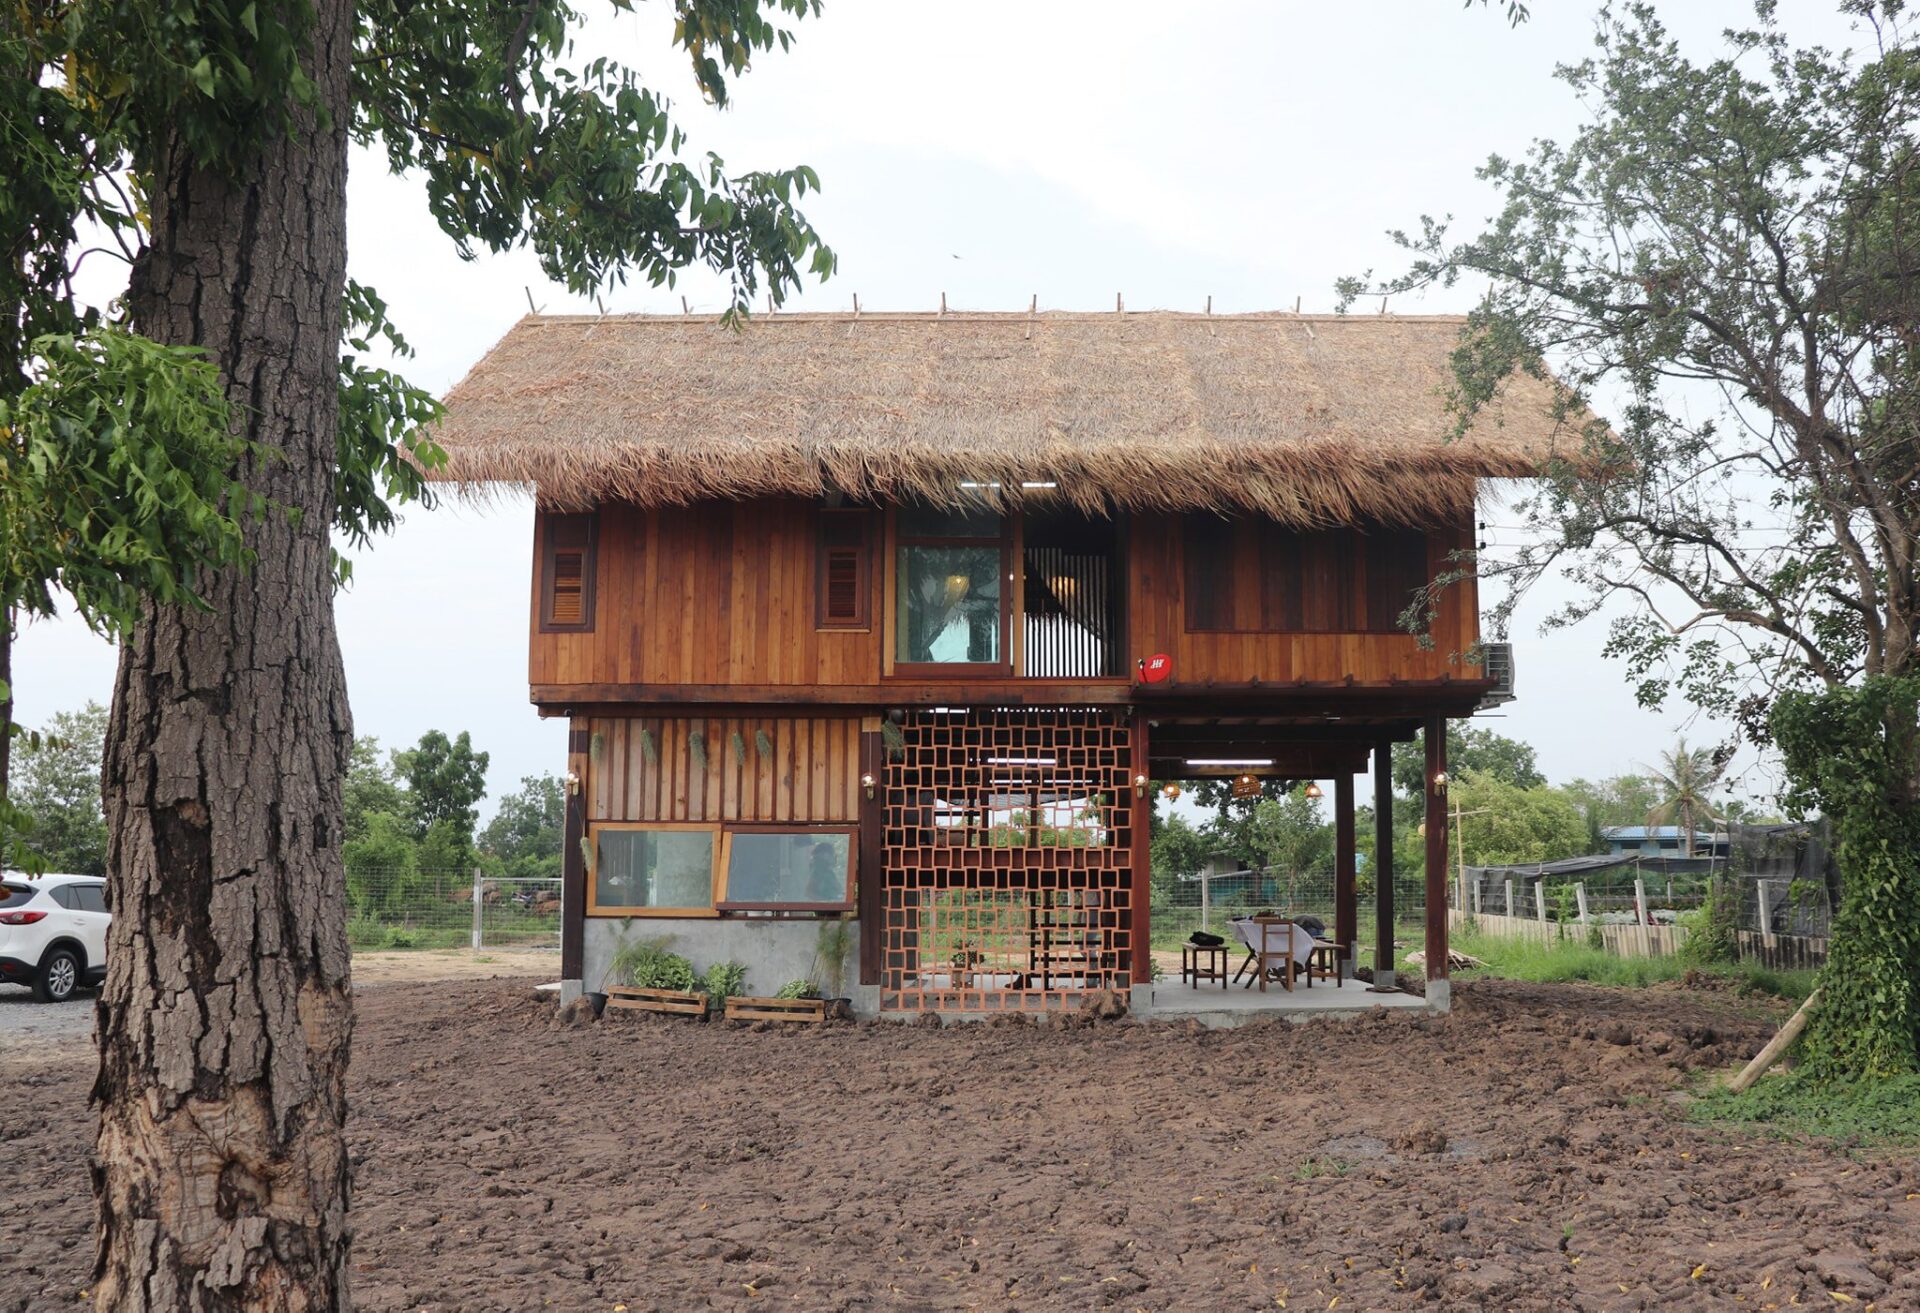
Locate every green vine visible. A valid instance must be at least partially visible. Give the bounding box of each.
[1773,677,1920,1080]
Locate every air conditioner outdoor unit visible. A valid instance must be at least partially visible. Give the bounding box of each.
[1478,641,1515,708]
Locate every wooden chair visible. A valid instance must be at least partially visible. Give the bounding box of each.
[1232,916,1306,992]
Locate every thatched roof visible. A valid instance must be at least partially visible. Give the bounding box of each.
[430,310,1581,525]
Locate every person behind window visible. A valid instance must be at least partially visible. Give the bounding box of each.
[804,840,843,903]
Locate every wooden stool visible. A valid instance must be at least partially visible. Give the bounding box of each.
[1182,942,1229,989]
[1309,939,1345,984]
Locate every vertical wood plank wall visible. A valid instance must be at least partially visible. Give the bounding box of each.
[1125,510,1480,684]
[584,715,862,824]
[532,500,1481,690]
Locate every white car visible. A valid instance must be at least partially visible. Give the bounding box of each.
[0,873,110,1002]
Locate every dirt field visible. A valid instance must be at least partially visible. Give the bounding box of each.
[5,976,1918,1312]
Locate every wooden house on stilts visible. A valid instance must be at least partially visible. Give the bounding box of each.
[428,309,1573,1019]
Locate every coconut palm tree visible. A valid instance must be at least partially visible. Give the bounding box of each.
[1643,740,1725,857]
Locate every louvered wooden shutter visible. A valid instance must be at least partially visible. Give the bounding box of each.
[541,512,598,632]
[816,509,873,629]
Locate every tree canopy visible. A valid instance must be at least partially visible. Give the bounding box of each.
[1351,1,1920,1077]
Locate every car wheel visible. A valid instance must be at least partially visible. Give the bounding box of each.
[34,948,81,1003]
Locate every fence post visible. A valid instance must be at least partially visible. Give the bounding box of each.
[1757,878,1776,948]
[1469,875,1481,917]
[1503,878,1515,921]
[1534,882,1547,924]
[1575,882,1589,924]
[1201,870,1211,933]
[471,867,484,950]
[1633,877,1650,957]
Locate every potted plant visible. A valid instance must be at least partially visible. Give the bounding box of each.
[600,934,705,1016]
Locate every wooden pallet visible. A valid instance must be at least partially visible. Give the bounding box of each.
[605,986,709,1016]
[724,995,826,1024]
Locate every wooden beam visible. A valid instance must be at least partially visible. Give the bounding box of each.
[1335,771,1356,979]
[1424,715,1450,998]
[1372,738,1395,990]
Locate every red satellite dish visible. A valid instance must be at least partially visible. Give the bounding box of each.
[1139,653,1173,684]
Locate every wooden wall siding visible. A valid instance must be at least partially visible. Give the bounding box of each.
[585,715,862,823]
[1132,512,1479,685]
[532,501,879,689]
[533,501,1482,694]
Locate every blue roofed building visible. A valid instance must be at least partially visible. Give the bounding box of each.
[1600,825,1728,859]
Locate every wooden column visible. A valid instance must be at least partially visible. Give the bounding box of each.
[857,726,885,987]
[1424,715,1451,1001]
[1371,738,1395,990]
[1130,710,1152,988]
[560,722,590,984]
[1334,771,1357,979]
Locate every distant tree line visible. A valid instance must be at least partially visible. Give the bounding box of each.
[1147,724,1775,902]
[6,708,563,890]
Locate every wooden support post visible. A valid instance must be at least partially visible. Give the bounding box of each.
[560,722,589,990]
[1335,772,1357,980]
[1575,881,1590,924]
[1424,717,1450,1003]
[471,866,484,950]
[1504,878,1516,921]
[1371,739,1395,990]
[1534,882,1547,924]
[1131,711,1152,988]
[1727,988,1822,1093]
[1757,878,1776,948]
[1634,877,1652,957]
[857,728,885,987]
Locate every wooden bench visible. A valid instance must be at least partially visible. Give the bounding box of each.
[724,995,826,1024]
[604,985,708,1016]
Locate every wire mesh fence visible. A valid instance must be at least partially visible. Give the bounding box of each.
[346,867,561,951]
[1149,866,1428,954]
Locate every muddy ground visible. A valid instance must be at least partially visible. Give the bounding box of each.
[4,976,1917,1312]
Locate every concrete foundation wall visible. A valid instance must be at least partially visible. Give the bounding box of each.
[582,917,859,1002]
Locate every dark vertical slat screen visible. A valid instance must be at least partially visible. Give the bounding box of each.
[1022,546,1122,676]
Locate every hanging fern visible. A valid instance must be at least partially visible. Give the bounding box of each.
[638,727,658,764]
[689,730,708,773]
[755,729,774,758]
[881,719,905,759]
[730,730,748,764]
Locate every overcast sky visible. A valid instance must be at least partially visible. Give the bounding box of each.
[12,0,1863,819]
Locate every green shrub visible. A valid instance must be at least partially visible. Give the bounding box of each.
[1678,875,1739,967]
[606,937,696,991]
[775,979,820,999]
[702,961,748,1008]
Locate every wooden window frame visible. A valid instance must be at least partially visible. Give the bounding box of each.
[715,824,859,915]
[888,506,1015,678]
[539,511,599,633]
[584,821,720,918]
[815,508,875,631]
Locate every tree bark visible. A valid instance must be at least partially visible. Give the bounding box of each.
[92,1,356,1307]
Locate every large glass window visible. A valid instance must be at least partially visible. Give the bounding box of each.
[589,825,718,915]
[894,506,1007,669]
[720,829,856,911]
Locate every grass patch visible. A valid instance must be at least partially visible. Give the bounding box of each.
[1691,1072,1920,1147]
[1447,929,1819,1000]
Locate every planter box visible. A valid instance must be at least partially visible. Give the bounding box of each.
[605,986,709,1017]
[723,995,826,1024]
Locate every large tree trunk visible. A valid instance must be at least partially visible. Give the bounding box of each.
[92,1,356,1307]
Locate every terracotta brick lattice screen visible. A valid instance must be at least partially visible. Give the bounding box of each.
[881,708,1135,1012]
